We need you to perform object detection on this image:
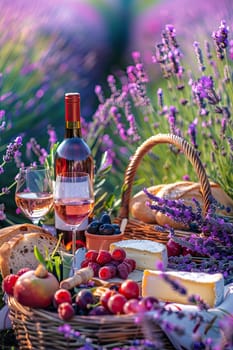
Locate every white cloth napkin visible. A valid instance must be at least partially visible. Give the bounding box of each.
[148,283,233,349]
[0,304,11,330]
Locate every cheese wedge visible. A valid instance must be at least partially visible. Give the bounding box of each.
[142,270,224,308]
[110,239,168,270]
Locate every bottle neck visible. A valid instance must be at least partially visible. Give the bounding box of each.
[65,92,82,138]
[65,125,82,138]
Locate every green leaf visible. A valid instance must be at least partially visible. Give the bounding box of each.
[96,165,112,177]
[94,178,106,189]
[104,193,116,209]
[53,255,62,281]
[99,151,108,169]
[34,246,46,266]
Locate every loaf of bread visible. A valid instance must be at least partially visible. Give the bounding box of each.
[154,181,203,229]
[0,223,49,248]
[130,181,233,230]
[129,184,164,223]
[0,231,64,277]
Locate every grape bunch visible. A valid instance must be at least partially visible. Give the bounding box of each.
[81,248,136,280]
[86,213,121,236]
[99,280,158,315]
[53,280,159,320]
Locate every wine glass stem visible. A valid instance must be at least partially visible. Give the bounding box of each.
[72,229,76,272]
[31,219,40,226]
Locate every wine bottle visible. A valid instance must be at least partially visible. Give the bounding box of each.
[54,92,94,250]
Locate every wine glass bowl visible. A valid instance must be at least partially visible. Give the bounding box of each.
[15,166,53,225]
[54,172,94,261]
[54,197,94,226]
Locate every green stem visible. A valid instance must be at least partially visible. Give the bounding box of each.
[0,180,17,197]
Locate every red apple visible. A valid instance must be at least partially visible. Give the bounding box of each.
[13,264,59,308]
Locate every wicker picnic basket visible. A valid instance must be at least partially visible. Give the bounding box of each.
[6,133,213,350]
[8,295,175,349]
[115,133,212,243]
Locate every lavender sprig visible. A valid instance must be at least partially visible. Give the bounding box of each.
[212,20,229,60]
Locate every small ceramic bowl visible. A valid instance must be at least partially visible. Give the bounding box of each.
[85,231,124,251]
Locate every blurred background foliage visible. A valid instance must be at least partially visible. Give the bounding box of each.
[0,0,232,226]
[0,0,131,224]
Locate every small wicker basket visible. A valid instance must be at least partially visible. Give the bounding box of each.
[115,133,212,243]
[8,296,174,350]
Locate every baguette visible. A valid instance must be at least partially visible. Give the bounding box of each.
[130,181,233,230]
[129,184,165,223]
[0,223,49,248]
[154,181,203,229]
[0,232,64,277]
[154,181,233,229]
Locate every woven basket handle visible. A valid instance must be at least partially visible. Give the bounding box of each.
[119,133,212,219]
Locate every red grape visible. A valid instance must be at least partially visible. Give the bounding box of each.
[166,238,182,257]
[100,289,117,309]
[2,274,19,296]
[58,302,75,320]
[119,279,140,299]
[107,293,127,314]
[182,247,195,256]
[111,248,126,262]
[98,266,113,280]
[89,305,110,315]
[123,299,140,314]
[96,250,112,265]
[75,289,94,310]
[138,296,159,311]
[117,263,129,279]
[53,289,72,307]
[85,250,98,262]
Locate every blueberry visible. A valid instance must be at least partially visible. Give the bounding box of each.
[99,213,111,224]
[98,223,115,235]
[86,220,101,234]
[112,224,121,235]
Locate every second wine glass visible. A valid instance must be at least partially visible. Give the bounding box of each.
[54,172,94,268]
[15,165,54,226]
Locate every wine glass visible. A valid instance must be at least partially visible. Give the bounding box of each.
[15,165,54,225]
[54,172,94,269]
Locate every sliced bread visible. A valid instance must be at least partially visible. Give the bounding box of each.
[0,232,64,277]
[0,223,49,248]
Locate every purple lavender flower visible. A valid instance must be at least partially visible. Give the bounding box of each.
[188,121,198,149]
[168,106,177,134]
[229,40,233,60]
[157,88,164,109]
[3,136,22,163]
[193,41,206,72]
[26,138,48,164]
[183,174,190,181]
[212,20,229,59]
[192,76,220,106]
[47,126,57,147]
[218,315,233,347]
[0,204,6,220]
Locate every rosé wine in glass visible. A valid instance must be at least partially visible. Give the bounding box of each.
[15,166,53,225]
[54,171,94,270]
